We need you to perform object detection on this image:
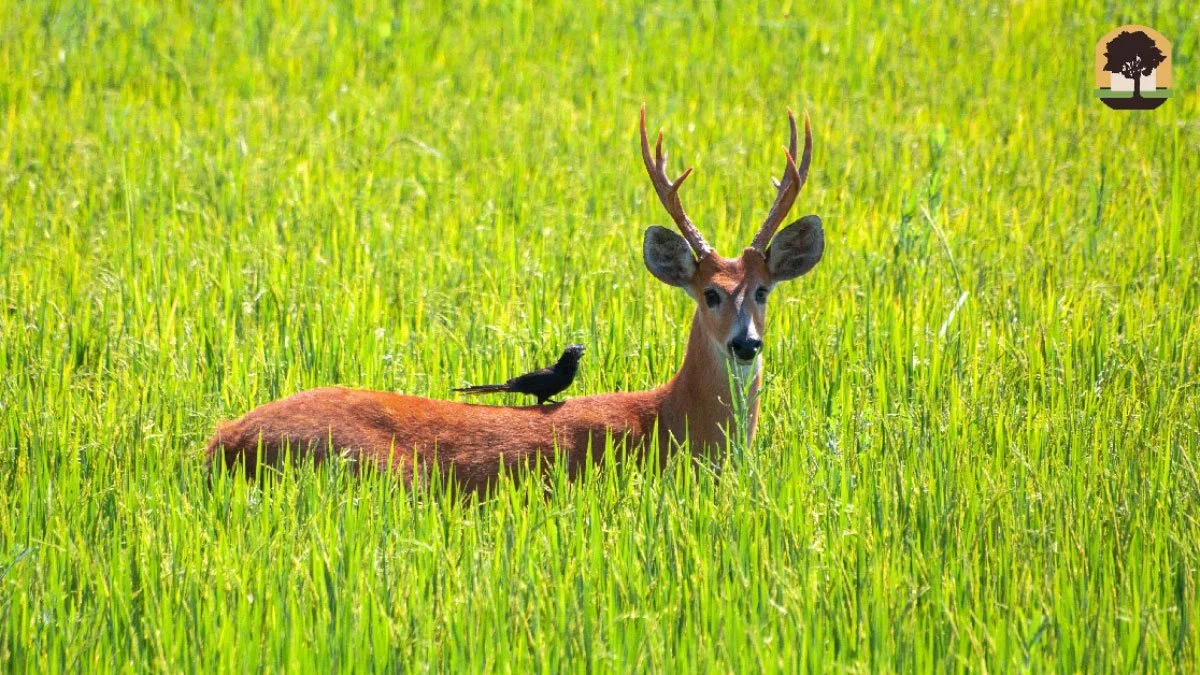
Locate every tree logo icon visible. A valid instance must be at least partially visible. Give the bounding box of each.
[1096,26,1171,110]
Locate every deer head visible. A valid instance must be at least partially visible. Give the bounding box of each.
[639,106,824,369]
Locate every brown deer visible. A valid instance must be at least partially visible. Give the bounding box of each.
[206,106,824,492]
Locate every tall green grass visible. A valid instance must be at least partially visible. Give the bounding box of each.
[2,0,1198,670]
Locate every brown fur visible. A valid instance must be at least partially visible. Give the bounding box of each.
[207,386,667,492]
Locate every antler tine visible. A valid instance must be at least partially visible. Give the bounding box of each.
[751,110,813,252]
[639,105,712,258]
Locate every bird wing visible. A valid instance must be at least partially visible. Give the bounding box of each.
[506,367,560,393]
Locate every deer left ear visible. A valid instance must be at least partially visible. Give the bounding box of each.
[643,226,698,287]
[766,215,824,282]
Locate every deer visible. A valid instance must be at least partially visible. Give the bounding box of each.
[205,106,825,493]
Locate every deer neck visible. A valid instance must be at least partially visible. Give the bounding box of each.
[657,311,761,452]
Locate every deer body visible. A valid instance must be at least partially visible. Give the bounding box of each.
[206,310,749,492]
[206,107,823,490]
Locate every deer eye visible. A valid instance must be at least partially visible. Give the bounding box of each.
[703,289,721,308]
[755,287,769,304]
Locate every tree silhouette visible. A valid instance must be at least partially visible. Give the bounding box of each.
[1103,31,1165,99]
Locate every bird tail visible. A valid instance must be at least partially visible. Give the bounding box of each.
[452,384,509,395]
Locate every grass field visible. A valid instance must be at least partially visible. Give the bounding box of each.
[2,0,1199,671]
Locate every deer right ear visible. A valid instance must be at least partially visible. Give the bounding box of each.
[643,226,697,287]
[766,215,824,282]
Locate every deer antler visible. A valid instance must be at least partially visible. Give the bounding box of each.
[639,105,713,259]
[750,110,813,252]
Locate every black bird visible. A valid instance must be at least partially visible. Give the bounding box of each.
[453,344,585,405]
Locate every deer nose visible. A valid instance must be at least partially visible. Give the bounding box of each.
[729,336,762,361]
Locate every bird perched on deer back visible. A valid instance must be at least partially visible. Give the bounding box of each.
[453,344,585,405]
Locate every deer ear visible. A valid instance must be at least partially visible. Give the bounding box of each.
[766,215,824,282]
[643,226,697,287]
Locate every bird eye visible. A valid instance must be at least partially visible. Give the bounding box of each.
[755,287,768,304]
[703,289,721,308]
